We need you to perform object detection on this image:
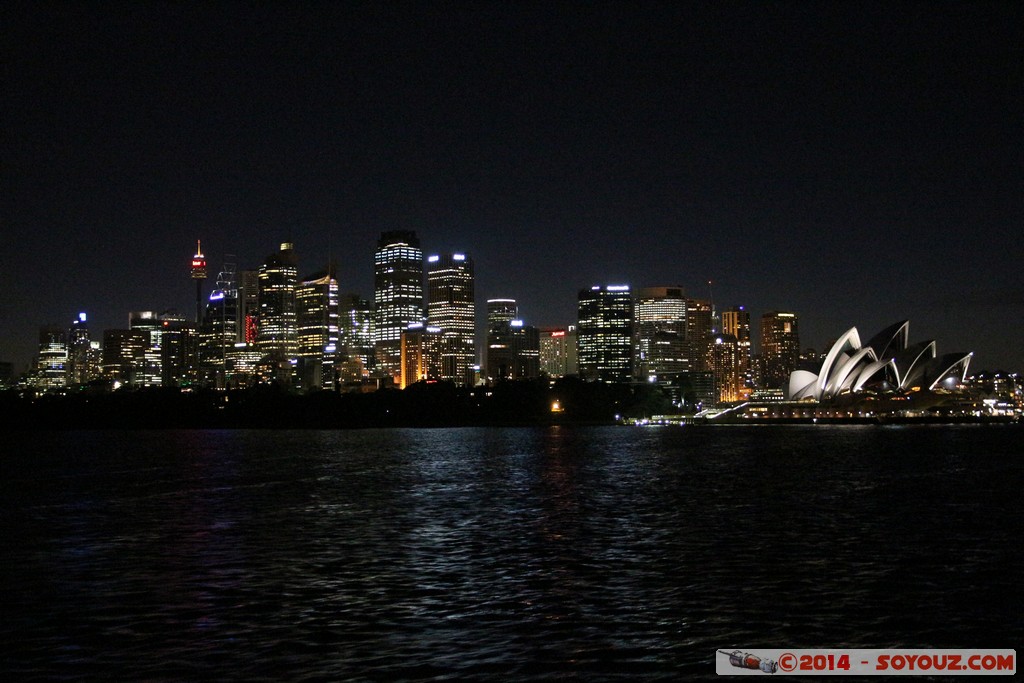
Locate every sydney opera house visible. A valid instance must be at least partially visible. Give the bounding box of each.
[787,320,972,401]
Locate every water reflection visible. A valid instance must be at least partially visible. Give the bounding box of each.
[3,425,1021,679]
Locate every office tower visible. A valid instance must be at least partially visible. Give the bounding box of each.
[34,325,67,390]
[761,311,800,389]
[129,311,164,387]
[634,286,688,382]
[509,320,540,379]
[685,298,713,372]
[577,285,634,383]
[722,305,752,398]
[426,253,475,385]
[374,231,423,384]
[159,311,195,387]
[539,326,575,378]
[199,261,240,387]
[400,324,445,388]
[67,312,100,386]
[296,267,340,391]
[707,333,741,402]
[238,269,260,346]
[191,240,207,324]
[339,293,374,384]
[485,299,518,382]
[257,242,299,363]
[103,328,149,387]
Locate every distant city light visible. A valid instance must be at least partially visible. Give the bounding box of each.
[78,312,87,322]
[427,255,440,262]
[453,253,465,260]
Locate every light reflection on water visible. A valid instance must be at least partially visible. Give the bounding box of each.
[3,425,1021,679]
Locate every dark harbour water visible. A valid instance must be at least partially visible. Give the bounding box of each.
[3,425,1021,680]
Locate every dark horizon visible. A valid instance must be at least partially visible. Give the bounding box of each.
[4,2,1022,373]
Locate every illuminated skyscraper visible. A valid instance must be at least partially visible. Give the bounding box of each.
[296,268,340,390]
[199,260,239,387]
[129,311,164,387]
[67,313,100,386]
[539,326,576,378]
[426,252,475,385]
[238,269,260,346]
[257,242,299,363]
[158,311,195,387]
[374,231,423,384]
[339,293,374,384]
[761,311,800,389]
[400,323,444,388]
[722,305,752,398]
[485,299,517,382]
[34,325,67,390]
[577,285,634,383]
[634,286,688,382]
[707,333,741,402]
[102,328,148,387]
[685,298,713,372]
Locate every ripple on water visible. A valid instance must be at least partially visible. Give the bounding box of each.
[2,425,1021,679]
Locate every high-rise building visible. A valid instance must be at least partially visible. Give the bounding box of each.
[707,333,742,402]
[238,269,260,346]
[103,328,149,387]
[509,320,540,380]
[34,325,67,390]
[634,286,688,382]
[374,231,423,384]
[761,311,800,389]
[539,326,576,378]
[400,323,445,388]
[339,293,374,385]
[685,298,713,372]
[129,311,164,387]
[158,311,195,387]
[722,305,752,398]
[67,313,100,386]
[426,253,475,385]
[199,261,240,387]
[256,242,299,364]
[485,299,518,382]
[577,285,634,383]
[296,268,340,391]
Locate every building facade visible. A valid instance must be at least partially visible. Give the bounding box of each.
[426,253,475,385]
[721,305,752,398]
[256,242,299,370]
[199,261,240,388]
[685,298,713,372]
[485,299,518,383]
[761,310,800,390]
[34,325,67,390]
[296,269,340,390]
[634,286,688,382]
[577,285,633,383]
[539,326,576,378]
[374,231,423,384]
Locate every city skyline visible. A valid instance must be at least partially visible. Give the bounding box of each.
[4,3,1022,373]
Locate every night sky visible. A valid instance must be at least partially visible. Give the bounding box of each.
[3,2,1022,373]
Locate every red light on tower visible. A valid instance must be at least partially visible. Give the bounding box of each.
[191,239,207,324]
[191,240,207,280]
